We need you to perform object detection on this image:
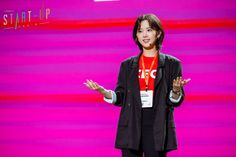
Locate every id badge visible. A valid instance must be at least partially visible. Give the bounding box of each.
[140,90,153,108]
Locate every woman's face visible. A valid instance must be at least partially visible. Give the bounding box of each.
[136,20,161,50]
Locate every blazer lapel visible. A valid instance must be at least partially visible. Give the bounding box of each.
[154,53,165,89]
[129,53,142,106]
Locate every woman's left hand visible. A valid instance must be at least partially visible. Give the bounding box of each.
[172,77,191,94]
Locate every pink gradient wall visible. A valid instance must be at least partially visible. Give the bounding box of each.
[1,0,236,157]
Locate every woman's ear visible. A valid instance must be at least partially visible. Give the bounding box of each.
[156,31,161,38]
[135,36,139,43]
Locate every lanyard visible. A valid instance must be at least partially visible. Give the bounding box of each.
[141,53,157,91]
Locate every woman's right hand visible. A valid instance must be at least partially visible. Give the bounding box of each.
[84,79,105,93]
[84,80,113,99]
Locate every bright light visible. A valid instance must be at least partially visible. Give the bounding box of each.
[94,0,120,2]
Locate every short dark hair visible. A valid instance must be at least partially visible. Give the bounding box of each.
[132,14,165,51]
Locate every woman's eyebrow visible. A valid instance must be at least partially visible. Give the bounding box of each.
[139,27,152,30]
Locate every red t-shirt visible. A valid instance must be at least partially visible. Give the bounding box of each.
[138,55,158,91]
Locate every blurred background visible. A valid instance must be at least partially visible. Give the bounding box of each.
[0,0,236,157]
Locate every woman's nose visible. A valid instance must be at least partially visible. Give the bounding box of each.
[143,31,148,37]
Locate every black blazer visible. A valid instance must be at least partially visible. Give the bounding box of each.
[113,52,185,152]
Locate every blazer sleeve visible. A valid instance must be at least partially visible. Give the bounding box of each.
[114,61,127,107]
[167,58,185,107]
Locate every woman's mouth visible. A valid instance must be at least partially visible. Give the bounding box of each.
[143,39,150,43]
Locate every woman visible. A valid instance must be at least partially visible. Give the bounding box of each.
[84,14,190,157]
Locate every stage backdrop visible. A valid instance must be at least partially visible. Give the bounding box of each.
[1,0,236,157]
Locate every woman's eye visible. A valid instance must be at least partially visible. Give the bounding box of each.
[147,29,152,32]
[137,30,142,33]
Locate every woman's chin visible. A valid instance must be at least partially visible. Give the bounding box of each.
[142,44,155,50]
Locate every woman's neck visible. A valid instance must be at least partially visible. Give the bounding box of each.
[142,49,158,57]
